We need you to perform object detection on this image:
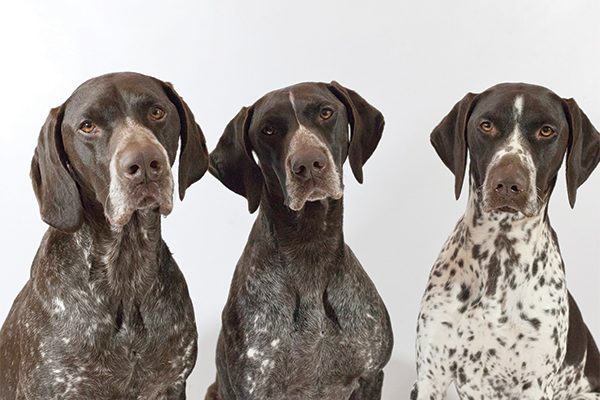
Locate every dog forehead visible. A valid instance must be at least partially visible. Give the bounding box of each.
[484,82,559,98]
[253,82,337,117]
[63,73,168,122]
[471,83,564,123]
[286,82,334,99]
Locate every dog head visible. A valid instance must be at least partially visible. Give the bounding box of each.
[431,83,600,217]
[210,81,384,212]
[31,72,209,232]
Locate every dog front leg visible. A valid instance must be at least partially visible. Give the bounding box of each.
[411,348,452,399]
[410,367,452,400]
[411,317,454,399]
[349,371,384,400]
[204,379,221,400]
[147,383,187,400]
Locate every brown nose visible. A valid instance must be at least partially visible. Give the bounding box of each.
[487,155,529,200]
[118,142,165,184]
[493,177,527,198]
[290,148,328,181]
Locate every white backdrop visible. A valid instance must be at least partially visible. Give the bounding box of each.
[1,1,599,398]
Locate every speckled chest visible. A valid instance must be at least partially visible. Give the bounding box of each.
[421,214,570,397]
[237,260,391,398]
[22,290,195,398]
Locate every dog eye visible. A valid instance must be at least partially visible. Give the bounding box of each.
[149,106,166,121]
[539,126,556,138]
[262,126,275,136]
[479,120,494,133]
[320,107,334,120]
[79,120,96,134]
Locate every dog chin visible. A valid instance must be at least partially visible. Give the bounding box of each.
[286,188,343,211]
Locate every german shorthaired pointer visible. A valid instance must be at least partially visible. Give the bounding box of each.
[0,72,208,399]
[412,83,600,399]
[206,82,393,400]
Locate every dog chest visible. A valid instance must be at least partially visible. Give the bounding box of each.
[233,274,391,398]
[19,289,195,398]
[446,275,572,399]
[420,220,571,397]
[452,293,568,395]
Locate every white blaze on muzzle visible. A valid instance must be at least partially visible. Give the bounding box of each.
[106,118,174,227]
[482,96,539,216]
[284,92,343,211]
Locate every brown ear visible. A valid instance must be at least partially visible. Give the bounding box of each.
[327,81,384,183]
[563,98,600,208]
[30,106,83,233]
[161,82,209,200]
[209,106,263,213]
[430,93,478,199]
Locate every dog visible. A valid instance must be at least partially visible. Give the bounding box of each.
[205,81,394,400]
[412,83,600,399]
[0,72,209,399]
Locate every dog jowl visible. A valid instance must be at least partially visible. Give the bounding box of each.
[0,72,208,399]
[413,83,600,400]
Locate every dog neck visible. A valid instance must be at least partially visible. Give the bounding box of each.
[454,182,558,297]
[257,187,345,259]
[77,203,164,302]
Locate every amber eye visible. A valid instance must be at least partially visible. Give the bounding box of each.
[539,125,555,138]
[149,106,166,121]
[479,120,494,133]
[320,107,334,120]
[262,126,275,136]
[79,120,96,134]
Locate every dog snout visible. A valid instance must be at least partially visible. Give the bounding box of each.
[290,147,328,181]
[486,154,530,205]
[118,141,166,184]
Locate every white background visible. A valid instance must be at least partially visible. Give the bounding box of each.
[1,1,599,398]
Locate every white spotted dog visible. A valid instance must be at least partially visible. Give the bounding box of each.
[412,83,600,400]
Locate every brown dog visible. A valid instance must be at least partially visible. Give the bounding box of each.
[206,82,394,400]
[0,72,208,399]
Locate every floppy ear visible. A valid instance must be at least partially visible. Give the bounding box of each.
[210,106,264,213]
[430,93,478,200]
[161,82,209,200]
[562,98,600,208]
[327,81,385,183]
[30,106,83,233]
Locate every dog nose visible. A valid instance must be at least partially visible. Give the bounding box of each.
[118,142,165,183]
[487,155,529,199]
[291,148,328,181]
[494,177,527,198]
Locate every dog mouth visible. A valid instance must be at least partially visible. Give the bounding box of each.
[497,206,518,213]
[285,178,343,211]
[488,204,526,215]
[106,179,174,227]
[131,182,163,208]
[305,188,331,202]
[130,181,173,215]
[482,195,537,218]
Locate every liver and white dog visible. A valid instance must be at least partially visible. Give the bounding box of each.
[412,83,600,399]
[0,72,208,399]
[206,82,393,400]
